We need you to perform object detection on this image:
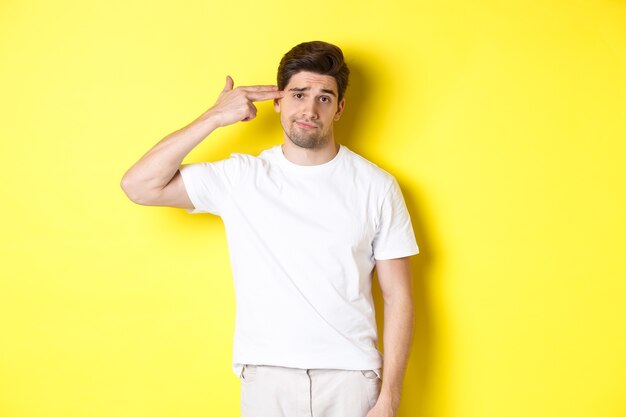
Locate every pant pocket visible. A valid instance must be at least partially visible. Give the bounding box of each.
[359,369,382,409]
[240,364,259,383]
[360,369,379,380]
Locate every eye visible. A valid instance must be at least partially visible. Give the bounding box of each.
[294,93,303,99]
[320,96,329,103]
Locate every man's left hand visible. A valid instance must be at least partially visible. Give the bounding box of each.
[365,400,397,417]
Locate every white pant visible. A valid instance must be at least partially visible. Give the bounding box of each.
[239,364,382,417]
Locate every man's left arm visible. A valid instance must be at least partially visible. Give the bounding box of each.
[369,256,415,417]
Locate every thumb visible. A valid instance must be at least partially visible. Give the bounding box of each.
[223,75,234,92]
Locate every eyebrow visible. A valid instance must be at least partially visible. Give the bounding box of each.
[288,87,337,97]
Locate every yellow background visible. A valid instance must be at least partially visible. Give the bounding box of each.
[1,1,625,416]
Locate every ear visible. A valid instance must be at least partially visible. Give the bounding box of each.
[334,98,345,121]
[274,98,281,112]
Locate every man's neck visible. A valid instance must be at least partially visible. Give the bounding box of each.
[281,139,340,166]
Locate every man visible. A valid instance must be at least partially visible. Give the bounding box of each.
[121,41,419,417]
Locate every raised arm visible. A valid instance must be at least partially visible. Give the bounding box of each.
[120,76,283,208]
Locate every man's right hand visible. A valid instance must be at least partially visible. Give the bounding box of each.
[121,76,282,209]
[203,76,284,127]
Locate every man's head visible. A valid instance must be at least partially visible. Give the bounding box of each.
[277,41,350,102]
[275,41,350,150]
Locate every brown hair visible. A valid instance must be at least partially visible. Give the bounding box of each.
[277,41,350,102]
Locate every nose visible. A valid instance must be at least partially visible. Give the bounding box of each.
[301,98,318,120]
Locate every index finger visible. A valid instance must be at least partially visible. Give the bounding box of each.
[240,85,280,92]
[246,90,285,102]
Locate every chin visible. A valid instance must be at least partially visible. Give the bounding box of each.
[287,133,326,150]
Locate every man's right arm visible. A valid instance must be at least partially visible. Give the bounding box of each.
[120,76,283,209]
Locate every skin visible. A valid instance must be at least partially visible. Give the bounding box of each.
[273,70,345,166]
[119,76,283,208]
[120,73,414,417]
[368,256,414,417]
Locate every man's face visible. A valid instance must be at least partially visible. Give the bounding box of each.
[274,71,345,149]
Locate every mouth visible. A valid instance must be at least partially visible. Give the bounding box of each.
[294,120,318,129]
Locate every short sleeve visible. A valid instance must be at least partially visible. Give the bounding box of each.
[372,178,419,260]
[178,153,245,216]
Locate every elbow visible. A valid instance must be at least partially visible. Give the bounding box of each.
[120,169,164,206]
[382,291,414,308]
[120,175,144,204]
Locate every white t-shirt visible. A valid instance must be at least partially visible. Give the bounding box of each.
[179,144,419,378]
